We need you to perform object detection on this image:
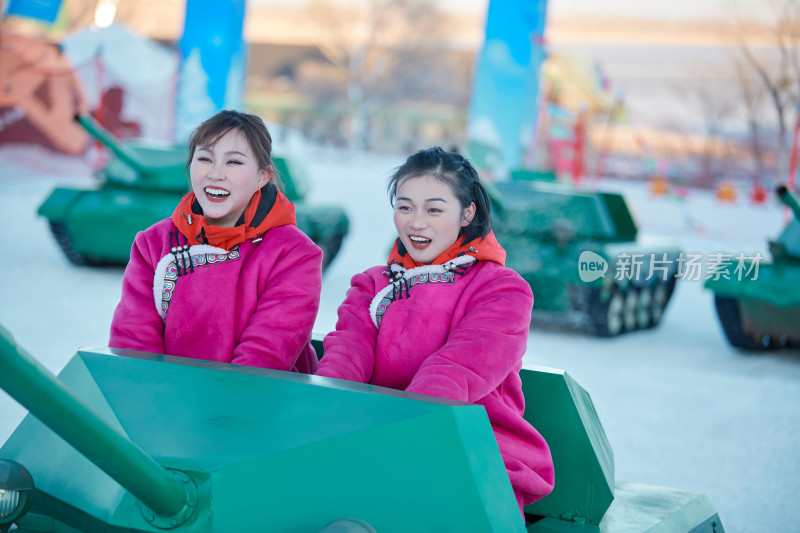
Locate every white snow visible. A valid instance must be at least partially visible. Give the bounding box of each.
[0,144,798,532]
[62,24,180,142]
[62,25,179,93]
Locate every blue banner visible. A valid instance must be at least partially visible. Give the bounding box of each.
[4,0,62,24]
[175,0,248,140]
[467,0,549,177]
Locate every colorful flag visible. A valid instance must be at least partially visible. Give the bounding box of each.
[175,0,248,140]
[788,104,800,191]
[466,0,549,177]
[4,0,62,24]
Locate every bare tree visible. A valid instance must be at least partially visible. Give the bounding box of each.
[672,74,737,188]
[730,55,771,184]
[730,0,800,180]
[305,0,448,150]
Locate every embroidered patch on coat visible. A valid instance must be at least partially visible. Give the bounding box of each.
[375,271,456,328]
[160,247,240,319]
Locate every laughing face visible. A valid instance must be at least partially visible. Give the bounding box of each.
[393,174,475,264]
[189,129,269,228]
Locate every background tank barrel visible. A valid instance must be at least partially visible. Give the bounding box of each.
[777,185,800,220]
[0,327,191,519]
[74,114,166,176]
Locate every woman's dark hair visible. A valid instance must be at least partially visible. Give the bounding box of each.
[186,109,283,189]
[388,146,492,242]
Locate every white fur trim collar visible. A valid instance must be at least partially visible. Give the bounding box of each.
[153,244,228,318]
[368,255,476,326]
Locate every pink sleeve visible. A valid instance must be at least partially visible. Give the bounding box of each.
[405,270,533,403]
[315,270,379,383]
[109,232,166,354]
[231,234,322,370]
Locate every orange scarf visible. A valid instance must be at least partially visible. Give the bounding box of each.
[171,183,296,251]
[387,230,506,269]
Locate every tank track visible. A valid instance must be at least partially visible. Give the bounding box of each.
[575,277,677,337]
[48,221,88,266]
[713,295,794,350]
[47,222,120,267]
[319,234,344,272]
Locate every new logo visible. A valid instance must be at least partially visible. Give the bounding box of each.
[578,251,608,282]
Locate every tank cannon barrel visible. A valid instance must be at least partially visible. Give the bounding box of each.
[74,114,161,176]
[0,327,191,519]
[777,185,800,220]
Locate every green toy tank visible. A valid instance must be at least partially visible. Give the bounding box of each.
[0,325,723,532]
[705,185,800,350]
[37,115,349,270]
[489,179,681,337]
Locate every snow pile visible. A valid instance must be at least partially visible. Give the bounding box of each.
[62,24,180,142]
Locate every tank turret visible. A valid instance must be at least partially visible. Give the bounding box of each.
[0,326,197,526]
[73,114,189,192]
[0,325,724,532]
[0,325,522,532]
[36,115,348,269]
[488,180,681,337]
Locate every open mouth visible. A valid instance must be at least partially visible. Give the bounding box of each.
[204,187,230,201]
[408,235,431,250]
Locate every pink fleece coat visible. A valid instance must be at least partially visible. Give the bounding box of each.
[110,218,321,373]
[316,257,555,512]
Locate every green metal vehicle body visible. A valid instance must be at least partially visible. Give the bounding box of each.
[37,116,349,270]
[0,325,723,532]
[705,185,800,349]
[489,180,681,337]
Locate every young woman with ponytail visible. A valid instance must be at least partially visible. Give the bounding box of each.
[316,147,554,519]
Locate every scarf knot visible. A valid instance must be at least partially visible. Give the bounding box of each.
[386,230,506,269]
[171,182,296,250]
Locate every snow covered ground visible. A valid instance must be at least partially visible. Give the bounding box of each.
[1,145,799,532]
